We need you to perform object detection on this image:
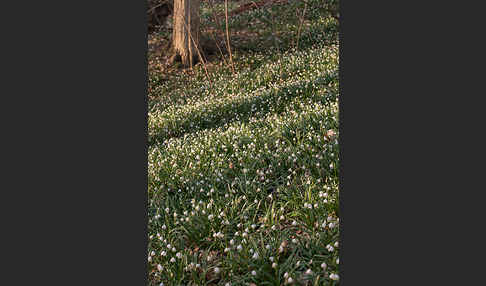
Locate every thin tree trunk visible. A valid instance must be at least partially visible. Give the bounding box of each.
[172,0,200,67]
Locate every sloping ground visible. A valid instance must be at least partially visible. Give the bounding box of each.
[147,0,339,285]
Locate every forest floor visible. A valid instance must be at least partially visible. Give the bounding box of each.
[147,0,340,285]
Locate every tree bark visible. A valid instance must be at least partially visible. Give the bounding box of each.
[172,0,200,67]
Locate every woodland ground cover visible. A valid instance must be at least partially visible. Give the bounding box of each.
[148,1,339,284]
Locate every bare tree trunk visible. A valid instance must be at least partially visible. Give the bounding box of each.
[172,0,200,67]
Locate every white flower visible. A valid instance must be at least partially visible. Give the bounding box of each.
[321,262,327,270]
[161,251,167,256]
[330,273,339,280]
[288,277,294,283]
[237,245,243,251]
[225,283,231,286]
[208,214,214,220]
[292,220,297,226]
[170,257,176,263]
[157,264,163,271]
[336,258,339,264]
[252,252,259,259]
[305,269,313,275]
[150,251,155,256]
[214,267,220,274]
[251,270,257,276]
[269,256,274,262]
[224,247,230,253]
[272,262,277,268]
[230,239,235,245]
[148,256,152,262]
[284,272,289,278]
[266,244,271,250]
[292,238,298,243]
[334,241,339,247]
[176,252,182,259]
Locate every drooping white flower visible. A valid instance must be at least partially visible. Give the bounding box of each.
[330,273,339,280]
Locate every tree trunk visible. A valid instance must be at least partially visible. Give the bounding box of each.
[172,0,200,67]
